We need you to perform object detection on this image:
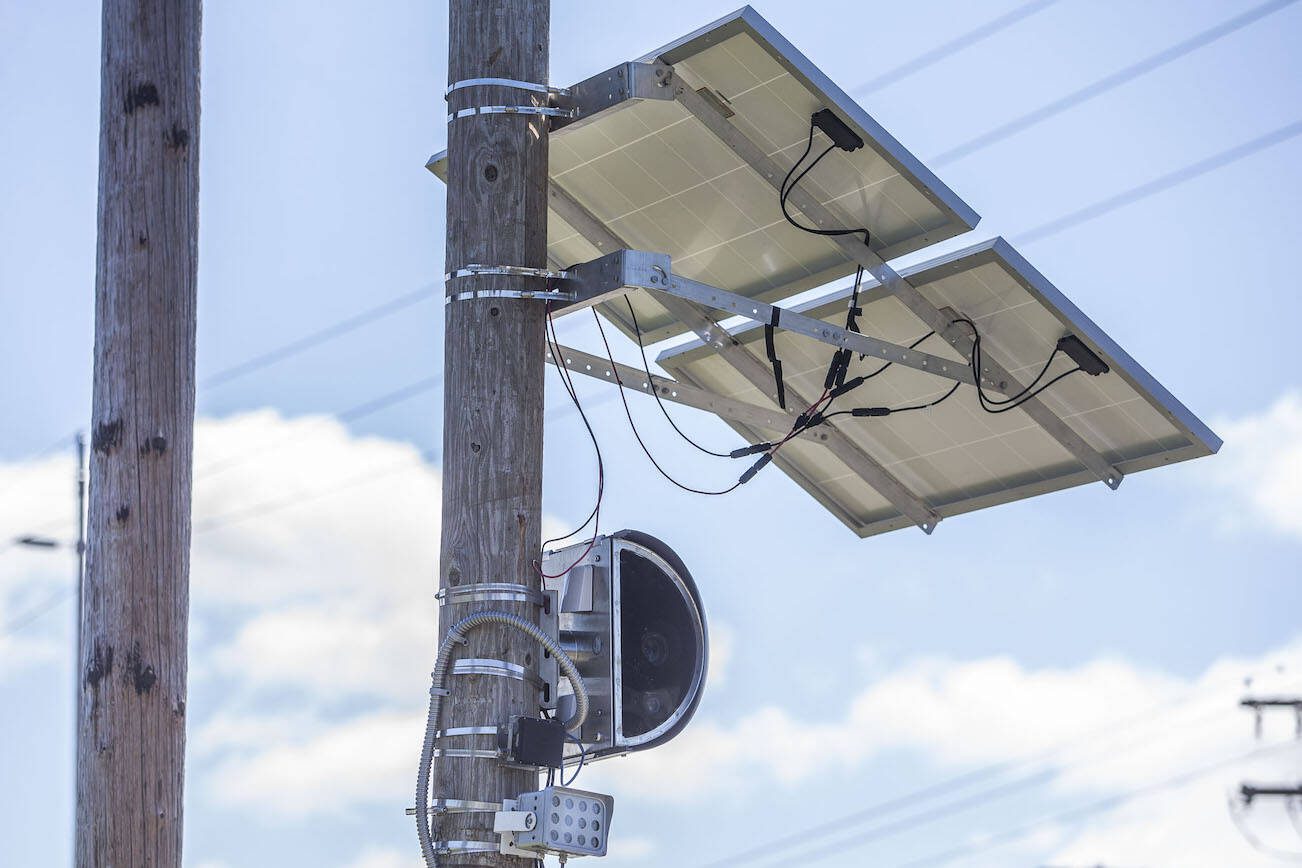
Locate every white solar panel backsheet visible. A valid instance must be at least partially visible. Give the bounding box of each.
[431,6,978,341]
[656,238,1220,537]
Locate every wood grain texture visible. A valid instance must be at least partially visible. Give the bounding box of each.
[438,1,550,864]
[76,1,200,865]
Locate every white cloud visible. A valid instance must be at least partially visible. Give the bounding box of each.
[7,402,1302,868]
[1205,390,1302,541]
[580,642,1302,812]
[706,620,734,690]
[208,709,422,818]
[342,847,420,868]
[0,450,80,677]
[606,835,655,863]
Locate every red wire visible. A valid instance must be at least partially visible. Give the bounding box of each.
[767,388,832,457]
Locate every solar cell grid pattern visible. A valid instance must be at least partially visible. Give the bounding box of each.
[657,239,1217,536]
[544,21,975,340]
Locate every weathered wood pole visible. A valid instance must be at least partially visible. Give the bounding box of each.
[76,1,200,865]
[437,0,550,863]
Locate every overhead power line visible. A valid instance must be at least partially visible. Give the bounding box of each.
[199,283,437,388]
[1015,118,1302,244]
[707,666,1301,868]
[854,0,1065,97]
[929,0,1300,167]
[708,698,1230,867]
[894,741,1300,868]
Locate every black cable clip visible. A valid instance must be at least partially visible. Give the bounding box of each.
[763,307,786,410]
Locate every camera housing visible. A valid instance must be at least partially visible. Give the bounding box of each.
[541,530,708,760]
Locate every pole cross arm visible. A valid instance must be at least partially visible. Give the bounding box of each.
[666,71,1125,490]
[1240,783,1302,804]
[562,248,986,391]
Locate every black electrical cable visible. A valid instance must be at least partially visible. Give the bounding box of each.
[950,316,1085,414]
[542,313,600,548]
[537,309,606,575]
[562,731,587,787]
[624,297,734,458]
[817,379,963,426]
[779,119,872,247]
[593,310,745,496]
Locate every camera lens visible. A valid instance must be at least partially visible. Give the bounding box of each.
[640,631,669,666]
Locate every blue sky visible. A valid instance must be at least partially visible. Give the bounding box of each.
[2,1,1301,866]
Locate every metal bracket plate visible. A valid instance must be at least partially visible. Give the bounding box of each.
[553,61,675,131]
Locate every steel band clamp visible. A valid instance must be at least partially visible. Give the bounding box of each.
[445,77,571,98]
[450,658,546,692]
[431,747,501,760]
[433,840,499,856]
[406,798,503,817]
[447,105,576,123]
[433,725,500,741]
[445,264,574,303]
[436,583,547,608]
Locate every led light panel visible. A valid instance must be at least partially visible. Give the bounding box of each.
[656,237,1220,537]
[430,6,978,341]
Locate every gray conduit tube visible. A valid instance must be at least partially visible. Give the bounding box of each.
[416,610,590,867]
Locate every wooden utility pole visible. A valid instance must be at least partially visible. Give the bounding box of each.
[437,0,550,863]
[77,1,200,865]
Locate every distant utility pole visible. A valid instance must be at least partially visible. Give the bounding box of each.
[437,0,550,863]
[76,0,200,865]
[75,431,86,659]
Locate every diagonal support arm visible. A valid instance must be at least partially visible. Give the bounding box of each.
[550,182,942,533]
[668,71,1124,490]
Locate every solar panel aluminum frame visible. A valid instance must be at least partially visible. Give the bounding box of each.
[427,5,980,342]
[656,236,1222,538]
[637,4,978,247]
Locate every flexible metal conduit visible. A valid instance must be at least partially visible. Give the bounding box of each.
[416,610,590,867]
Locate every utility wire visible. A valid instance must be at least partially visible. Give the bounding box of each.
[194,375,441,479]
[929,0,1300,167]
[738,703,1231,868]
[703,674,1295,868]
[200,283,437,388]
[893,741,1300,868]
[853,0,1065,97]
[1015,118,1302,245]
[1,588,73,636]
[1228,793,1302,861]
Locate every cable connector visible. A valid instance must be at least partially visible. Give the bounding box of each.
[738,453,773,485]
[729,443,771,458]
[851,407,892,417]
[829,376,866,401]
[823,349,852,390]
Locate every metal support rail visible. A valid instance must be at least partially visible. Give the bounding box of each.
[546,341,826,442]
[666,66,1125,490]
[548,184,942,533]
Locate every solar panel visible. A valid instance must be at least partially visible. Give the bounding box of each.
[655,237,1220,537]
[430,6,979,341]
